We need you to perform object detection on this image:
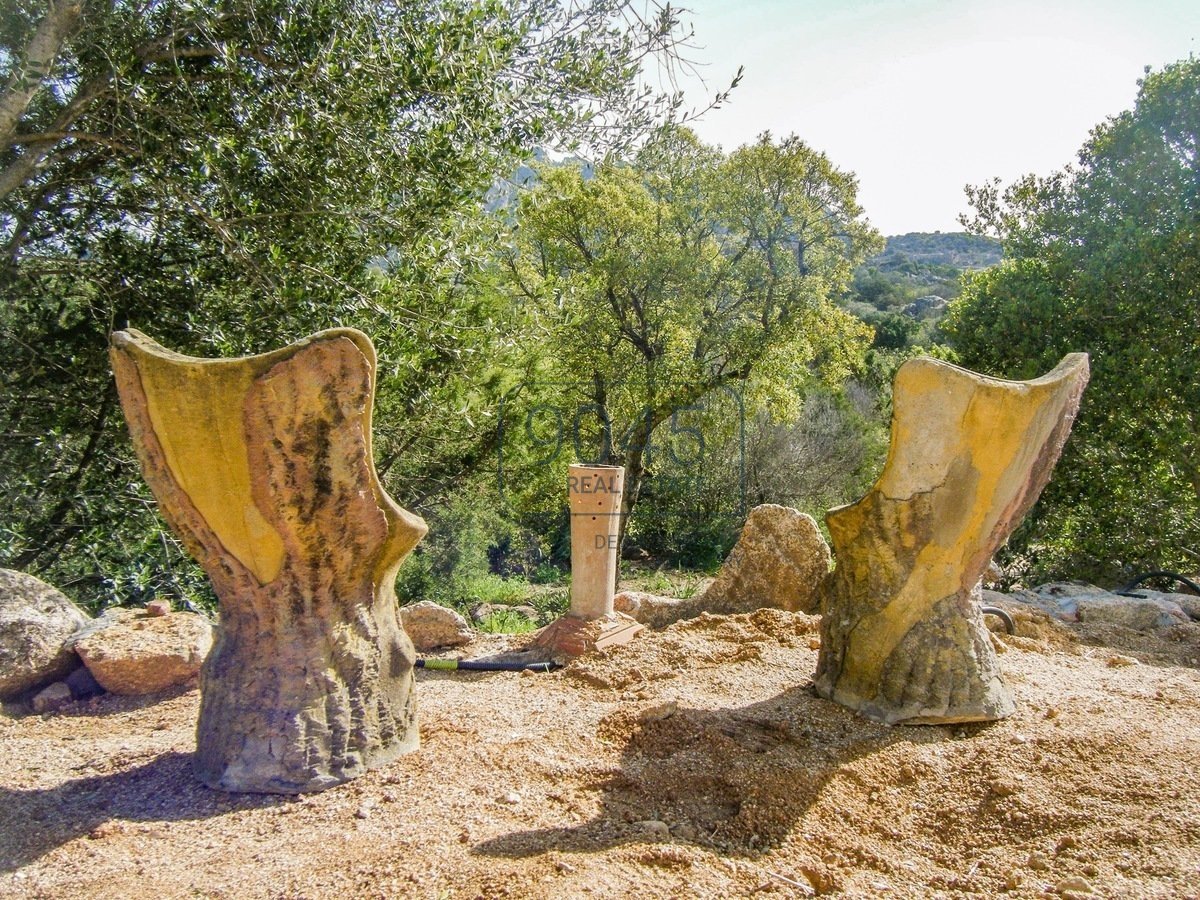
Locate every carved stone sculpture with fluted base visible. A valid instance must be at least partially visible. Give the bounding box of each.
[815,354,1089,725]
[111,328,427,792]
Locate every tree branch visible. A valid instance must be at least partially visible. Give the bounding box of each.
[8,130,135,152]
[0,0,83,148]
[0,75,112,200]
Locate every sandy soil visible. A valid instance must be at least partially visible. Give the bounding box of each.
[2,605,1199,899]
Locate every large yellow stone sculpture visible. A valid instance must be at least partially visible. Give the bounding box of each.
[815,353,1089,724]
[110,328,427,792]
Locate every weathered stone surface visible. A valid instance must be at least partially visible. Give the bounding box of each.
[31,681,73,713]
[538,465,642,657]
[614,505,830,629]
[1169,591,1200,621]
[65,664,104,700]
[532,612,643,660]
[816,353,1089,724]
[979,590,1079,647]
[0,569,89,700]
[73,611,213,695]
[701,504,830,613]
[111,327,427,792]
[612,590,679,628]
[1100,588,1200,626]
[1004,581,1114,621]
[65,607,140,645]
[400,601,473,650]
[568,464,624,618]
[1004,582,1194,631]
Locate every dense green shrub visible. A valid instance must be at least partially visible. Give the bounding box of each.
[946,59,1200,585]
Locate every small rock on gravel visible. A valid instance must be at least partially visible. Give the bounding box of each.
[638,700,678,723]
[400,601,473,650]
[31,681,73,713]
[73,610,212,695]
[1106,654,1138,667]
[65,665,104,700]
[1055,875,1094,895]
[672,823,697,841]
[634,820,671,840]
[1028,851,1051,871]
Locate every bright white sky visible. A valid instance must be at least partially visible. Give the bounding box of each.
[671,0,1200,235]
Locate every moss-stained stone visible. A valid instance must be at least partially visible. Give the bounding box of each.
[615,504,830,629]
[815,354,1089,724]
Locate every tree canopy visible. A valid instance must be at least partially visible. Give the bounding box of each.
[500,127,879,550]
[945,58,1200,583]
[0,0,697,605]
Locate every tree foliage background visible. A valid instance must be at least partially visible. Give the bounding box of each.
[11,1,1191,614]
[497,126,879,558]
[945,58,1200,584]
[0,0,701,606]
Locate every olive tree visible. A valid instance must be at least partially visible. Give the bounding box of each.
[0,0,699,605]
[502,127,879,554]
[944,59,1200,583]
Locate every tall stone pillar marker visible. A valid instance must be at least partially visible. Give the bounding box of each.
[110,327,427,793]
[569,464,624,618]
[815,353,1089,725]
[533,464,643,656]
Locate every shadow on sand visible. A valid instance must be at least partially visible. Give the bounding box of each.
[0,749,294,872]
[474,683,992,861]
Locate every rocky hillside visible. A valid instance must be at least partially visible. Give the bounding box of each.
[844,232,1002,348]
[870,232,1002,272]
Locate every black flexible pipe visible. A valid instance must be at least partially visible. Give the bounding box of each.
[980,605,1016,635]
[415,658,558,673]
[1116,571,1200,597]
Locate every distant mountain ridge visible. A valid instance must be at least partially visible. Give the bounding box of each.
[869,232,1002,272]
[845,232,1003,348]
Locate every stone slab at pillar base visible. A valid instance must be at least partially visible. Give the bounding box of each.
[532,612,644,659]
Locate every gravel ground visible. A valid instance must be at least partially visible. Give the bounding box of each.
[1,606,1198,899]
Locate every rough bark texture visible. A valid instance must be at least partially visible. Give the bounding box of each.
[615,504,830,628]
[110,328,427,792]
[0,1,83,148]
[815,354,1089,725]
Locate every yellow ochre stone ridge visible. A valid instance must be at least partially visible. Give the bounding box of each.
[112,331,286,584]
[108,327,425,586]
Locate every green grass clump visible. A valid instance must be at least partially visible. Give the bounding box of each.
[475,608,539,634]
